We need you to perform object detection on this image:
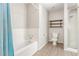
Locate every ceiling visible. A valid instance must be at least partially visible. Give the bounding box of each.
[68,3,77,9]
[42,3,77,11]
[42,3,64,11]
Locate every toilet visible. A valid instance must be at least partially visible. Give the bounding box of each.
[52,32,58,46]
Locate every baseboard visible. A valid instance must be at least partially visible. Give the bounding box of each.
[32,42,48,55]
[32,49,38,56]
[64,48,78,53]
[38,42,48,50]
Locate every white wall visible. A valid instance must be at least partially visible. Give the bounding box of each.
[48,9,64,20]
[10,4,27,29]
[68,7,78,49]
[26,4,39,43]
[64,4,68,49]
[27,4,39,28]
[39,5,48,50]
[77,3,79,54]
[10,3,27,53]
[48,9,64,43]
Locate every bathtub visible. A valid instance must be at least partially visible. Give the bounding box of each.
[13,29,38,56]
[14,41,38,56]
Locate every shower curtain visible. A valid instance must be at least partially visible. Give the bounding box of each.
[0,3,14,56]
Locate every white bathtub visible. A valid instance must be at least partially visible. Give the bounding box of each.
[14,41,38,56]
[13,29,38,56]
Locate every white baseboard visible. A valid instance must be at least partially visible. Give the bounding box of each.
[32,49,38,56]
[38,42,48,50]
[64,48,78,53]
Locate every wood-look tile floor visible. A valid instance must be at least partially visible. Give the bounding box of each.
[33,42,78,56]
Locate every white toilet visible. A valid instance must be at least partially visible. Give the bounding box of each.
[52,32,58,46]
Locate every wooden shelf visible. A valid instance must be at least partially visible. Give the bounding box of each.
[49,20,63,28]
[50,23,63,25]
[50,20,63,22]
[50,26,62,28]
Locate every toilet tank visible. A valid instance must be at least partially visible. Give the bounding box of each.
[53,32,58,39]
